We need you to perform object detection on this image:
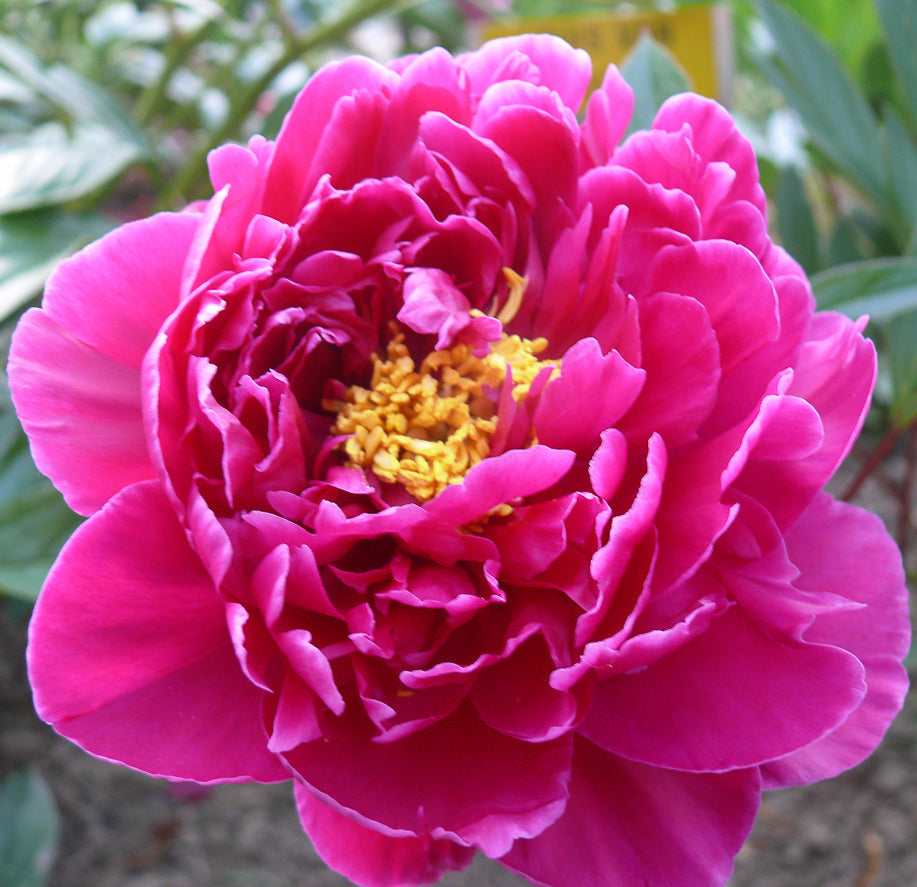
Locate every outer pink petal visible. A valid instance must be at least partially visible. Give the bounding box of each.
[500,735,761,887]
[28,480,287,783]
[38,211,200,367]
[295,784,474,887]
[580,604,866,772]
[9,310,155,515]
[761,494,910,788]
[282,703,572,858]
[9,212,200,514]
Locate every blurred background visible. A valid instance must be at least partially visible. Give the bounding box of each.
[0,1,915,885]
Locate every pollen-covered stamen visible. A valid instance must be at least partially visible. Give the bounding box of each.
[326,332,559,502]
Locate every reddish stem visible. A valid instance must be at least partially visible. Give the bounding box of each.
[843,424,904,501]
[897,426,916,553]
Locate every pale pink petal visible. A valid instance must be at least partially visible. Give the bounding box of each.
[500,736,760,887]
[295,784,475,887]
[28,480,287,783]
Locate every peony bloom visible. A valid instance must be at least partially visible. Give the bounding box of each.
[9,35,910,887]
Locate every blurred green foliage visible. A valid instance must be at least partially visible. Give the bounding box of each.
[753,0,917,522]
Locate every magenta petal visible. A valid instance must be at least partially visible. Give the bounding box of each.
[9,309,155,515]
[618,291,720,447]
[534,338,644,454]
[283,703,572,858]
[580,64,634,167]
[459,34,592,111]
[426,445,575,527]
[500,735,760,887]
[738,313,876,530]
[295,784,474,887]
[653,94,767,217]
[40,211,199,367]
[580,604,866,772]
[761,495,910,788]
[28,480,286,783]
[471,634,579,741]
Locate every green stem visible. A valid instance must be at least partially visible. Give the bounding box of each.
[154,0,410,210]
[135,12,220,126]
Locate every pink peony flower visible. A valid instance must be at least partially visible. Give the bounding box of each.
[9,35,910,887]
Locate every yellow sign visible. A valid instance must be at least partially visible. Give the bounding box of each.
[478,3,732,102]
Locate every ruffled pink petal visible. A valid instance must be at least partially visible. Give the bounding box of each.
[295,784,475,887]
[645,241,780,378]
[500,735,761,887]
[263,56,399,222]
[762,494,910,788]
[459,34,592,111]
[397,267,500,350]
[426,445,575,527]
[376,47,470,175]
[737,313,876,530]
[618,291,721,447]
[470,634,580,742]
[580,64,634,168]
[580,603,866,772]
[283,703,572,858]
[9,310,155,515]
[534,338,644,454]
[652,94,767,218]
[28,480,287,783]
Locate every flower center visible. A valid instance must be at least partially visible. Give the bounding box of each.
[327,331,558,501]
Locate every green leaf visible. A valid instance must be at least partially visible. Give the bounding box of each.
[876,0,917,126]
[620,33,691,136]
[755,0,888,209]
[887,307,917,426]
[811,256,917,319]
[0,121,143,214]
[883,109,917,243]
[776,166,819,273]
[0,391,81,602]
[0,769,60,887]
[0,35,146,144]
[0,210,114,322]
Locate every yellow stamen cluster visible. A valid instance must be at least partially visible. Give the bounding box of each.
[326,332,559,502]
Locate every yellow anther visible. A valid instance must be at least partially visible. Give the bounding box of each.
[496,268,527,325]
[326,329,560,503]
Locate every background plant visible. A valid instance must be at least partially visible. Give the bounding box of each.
[748,0,917,557]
